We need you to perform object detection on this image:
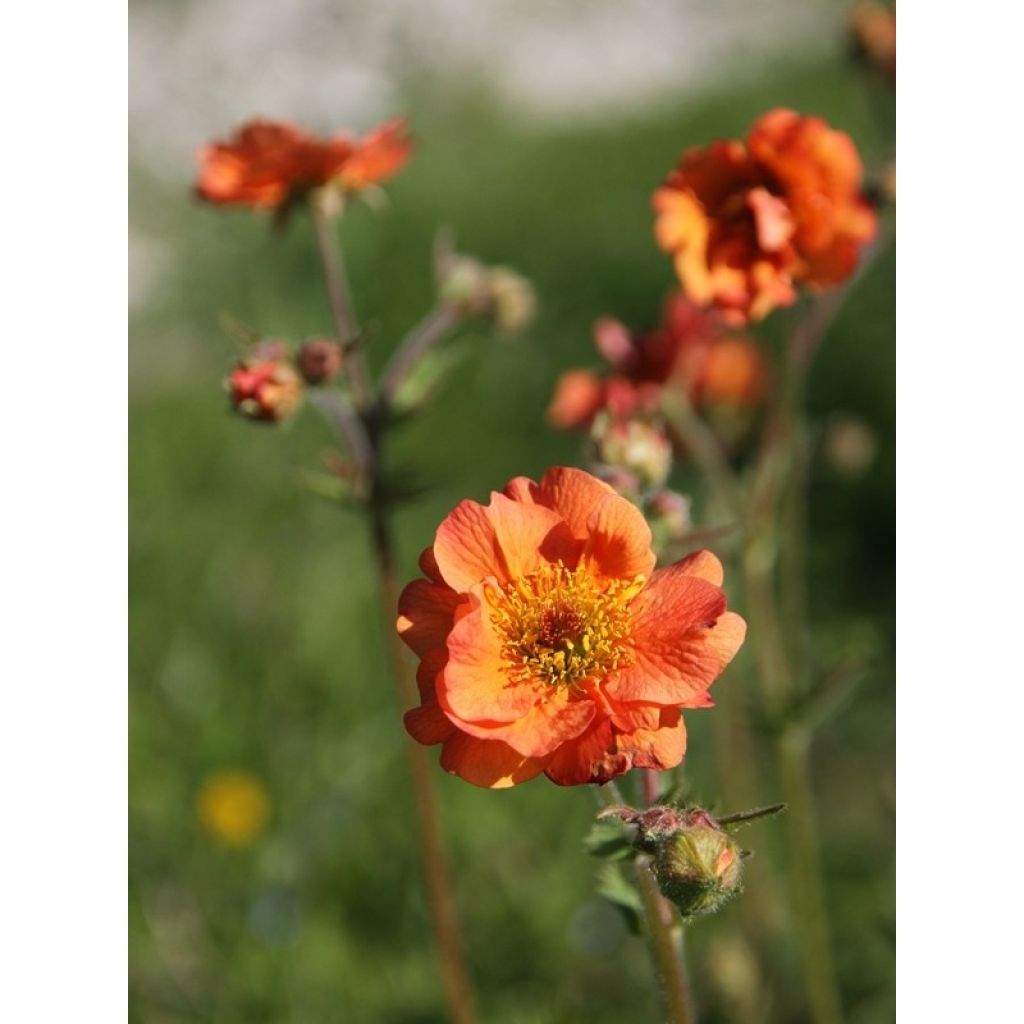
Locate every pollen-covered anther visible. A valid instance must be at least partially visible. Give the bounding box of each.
[486,562,644,687]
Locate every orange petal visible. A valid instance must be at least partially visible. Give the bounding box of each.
[674,549,725,586]
[450,692,597,759]
[606,571,730,705]
[543,718,630,786]
[433,493,573,592]
[704,610,747,671]
[441,591,542,723]
[533,466,616,541]
[614,705,688,772]
[396,579,461,656]
[404,703,456,745]
[439,732,545,789]
[582,493,657,579]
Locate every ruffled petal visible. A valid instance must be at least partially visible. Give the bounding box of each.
[533,466,617,541]
[396,579,462,656]
[441,591,542,723]
[674,549,725,586]
[582,493,657,580]
[606,569,731,705]
[439,733,545,789]
[448,692,597,759]
[433,494,574,592]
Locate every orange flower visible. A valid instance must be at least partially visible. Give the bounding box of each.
[849,2,896,81]
[653,109,877,323]
[196,117,411,209]
[547,292,767,430]
[399,468,745,787]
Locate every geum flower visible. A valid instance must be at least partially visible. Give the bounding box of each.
[653,108,877,323]
[195,117,411,209]
[548,292,766,431]
[399,468,745,787]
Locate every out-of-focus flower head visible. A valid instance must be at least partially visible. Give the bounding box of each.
[196,770,272,847]
[548,292,767,431]
[227,343,304,423]
[848,2,896,81]
[296,338,343,385]
[196,117,411,210]
[436,239,537,335]
[398,467,745,788]
[653,109,877,323]
[590,413,673,489]
[646,489,693,551]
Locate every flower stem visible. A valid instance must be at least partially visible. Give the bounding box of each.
[366,490,479,1024]
[309,199,478,1024]
[309,195,374,412]
[595,783,695,1024]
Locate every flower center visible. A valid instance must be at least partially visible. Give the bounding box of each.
[486,562,643,687]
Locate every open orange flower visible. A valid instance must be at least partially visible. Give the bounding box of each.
[399,468,745,787]
[653,109,877,323]
[196,117,411,209]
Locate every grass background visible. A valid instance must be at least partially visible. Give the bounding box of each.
[129,53,894,1024]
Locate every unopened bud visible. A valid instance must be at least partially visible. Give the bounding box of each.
[652,820,743,919]
[592,414,672,488]
[228,355,303,423]
[296,338,343,384]
[600,804,744,920]
[439,255,536,334]
[592,464,642,499]
[646,489,692,547]
[486,267,537,334]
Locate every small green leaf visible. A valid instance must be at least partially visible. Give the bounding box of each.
[583,818,636,862]
[595,864,644,937]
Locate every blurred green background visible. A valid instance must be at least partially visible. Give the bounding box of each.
[129,4,894,1020]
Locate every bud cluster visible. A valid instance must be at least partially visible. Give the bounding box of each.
[226,337,345,424]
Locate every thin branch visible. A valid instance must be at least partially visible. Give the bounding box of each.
[377,305,460,410]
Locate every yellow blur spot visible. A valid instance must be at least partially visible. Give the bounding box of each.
[196,770,271,848]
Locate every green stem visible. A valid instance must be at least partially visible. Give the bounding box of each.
[377,305,461,410]
[309,194,373,412]
[778,727,843,1024]
[594,784,695,1024]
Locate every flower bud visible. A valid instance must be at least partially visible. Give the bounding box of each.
[652,821,743,919]
[486,267,537,334]
[438,254,537,334]
[591,414,672,489]
[646,489,692,548]
[228,355,303,423]
[848,1,896,80]
[296,338,343,384]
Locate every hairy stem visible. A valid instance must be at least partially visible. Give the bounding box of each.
[595,783,695,1024]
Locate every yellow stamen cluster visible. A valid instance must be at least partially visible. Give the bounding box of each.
[487,562,644,687]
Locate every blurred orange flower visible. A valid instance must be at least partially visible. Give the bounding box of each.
[196,117,411,209]
[653,109,877,323]
[548,292,767,430]
[196,770,272,847]
[399,467,745,787]
[849,1,896,81]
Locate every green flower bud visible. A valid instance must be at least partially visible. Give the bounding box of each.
[652,823,743,919]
